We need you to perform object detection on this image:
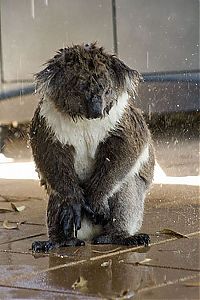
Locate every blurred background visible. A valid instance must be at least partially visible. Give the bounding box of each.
[0,0,199,183]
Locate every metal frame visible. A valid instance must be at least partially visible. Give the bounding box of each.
[0,3,3,84]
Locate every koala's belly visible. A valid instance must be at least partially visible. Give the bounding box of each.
[77,217,102,240]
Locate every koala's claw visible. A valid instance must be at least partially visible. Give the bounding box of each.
[60,203,81,236]
[32,240,55,253]
[82,202,95,218]
[32,238,85,253]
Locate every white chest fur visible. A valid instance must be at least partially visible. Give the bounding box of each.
[40,92,129,180]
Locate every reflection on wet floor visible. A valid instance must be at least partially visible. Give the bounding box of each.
[0,137,199,299]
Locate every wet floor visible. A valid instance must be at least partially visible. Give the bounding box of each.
[0,136,199,299]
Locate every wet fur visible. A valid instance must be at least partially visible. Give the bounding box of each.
[30,43,155,251]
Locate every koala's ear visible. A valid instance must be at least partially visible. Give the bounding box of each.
[126,68,142,97]
[110,56,142,97]
[34,61,61,98]
[34,49,70,99]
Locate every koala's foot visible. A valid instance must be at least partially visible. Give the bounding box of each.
[32,240,55,253]
[92,233,150,247]
[122,234,150,246]
[32,238,85,253]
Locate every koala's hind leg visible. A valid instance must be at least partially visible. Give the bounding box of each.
[32,193,85,252]
[92,175,150,247]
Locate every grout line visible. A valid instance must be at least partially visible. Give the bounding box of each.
[0,249,32,255]
[0,283,99,299]
[0,221,45,226]
[0,232,46,245]
[125,262,200,273]
[137,274,200,294]
[0,230,199,286]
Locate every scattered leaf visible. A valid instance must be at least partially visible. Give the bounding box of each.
[72,276,88,292]
[137,258,152,265]
[183,282,200,287]
[101,259,112,267]
[0,208,13,213]
[125,258,152,266]
[11,203,25,212]
[3,220,19,230]
[156,228,188,239]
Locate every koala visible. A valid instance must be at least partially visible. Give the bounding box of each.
[30,43,155,252]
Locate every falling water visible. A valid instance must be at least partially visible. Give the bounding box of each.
[146,51,149,69]
[31,0,35,19]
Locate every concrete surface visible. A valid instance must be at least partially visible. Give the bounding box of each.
[0,135,199,299]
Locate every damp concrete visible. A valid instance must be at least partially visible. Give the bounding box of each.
[0,136,199,299]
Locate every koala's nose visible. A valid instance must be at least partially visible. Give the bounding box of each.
[89,95,103,118]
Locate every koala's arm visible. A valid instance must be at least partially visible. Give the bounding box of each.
[84,107,154,217]
[30,107,86,233]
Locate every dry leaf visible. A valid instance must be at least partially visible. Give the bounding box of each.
[101,259,112,267]
[72,276,88,292]
[11,203,25,212]
[156,228,188,239]
[137,258,152,264]
[125,258,152,266]
[3,220,19,230]
[183,282,200,287]
[0,208,13,213]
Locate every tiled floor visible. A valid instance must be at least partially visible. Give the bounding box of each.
[0,136,199,299]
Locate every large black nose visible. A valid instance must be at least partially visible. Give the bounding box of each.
[88,95,103,118]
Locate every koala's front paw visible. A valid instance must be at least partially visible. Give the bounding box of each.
[60,203,82,237]
[86,198,111,225]
[59,201,95,237]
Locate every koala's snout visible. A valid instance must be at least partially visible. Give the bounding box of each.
[88,95,103,119]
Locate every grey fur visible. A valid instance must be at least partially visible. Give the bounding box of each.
[30,43,155,252]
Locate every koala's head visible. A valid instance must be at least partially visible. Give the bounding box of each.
[35,43,141,119]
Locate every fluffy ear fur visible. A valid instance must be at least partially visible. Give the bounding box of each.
[109,56,142,97]
[34,49,70,100]
[34,44,142,101]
